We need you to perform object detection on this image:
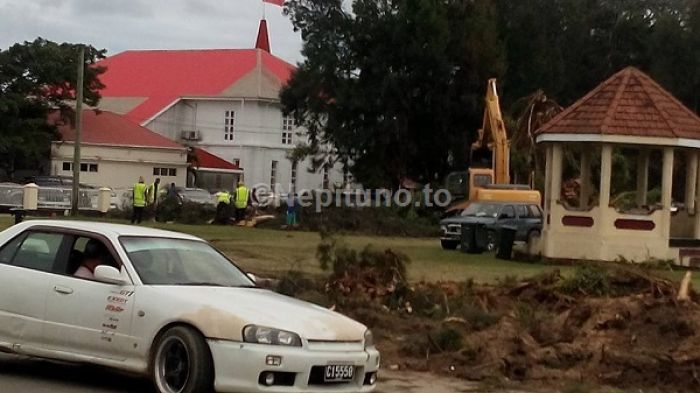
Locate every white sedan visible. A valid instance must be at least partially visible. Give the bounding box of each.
[0,220,380,392]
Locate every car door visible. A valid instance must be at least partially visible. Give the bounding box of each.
[0,231,69,351]
[43,234,136,361]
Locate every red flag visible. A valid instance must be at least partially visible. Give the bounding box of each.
[263,0,285,6]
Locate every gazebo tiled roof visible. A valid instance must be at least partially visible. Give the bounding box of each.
[537,67,700,140]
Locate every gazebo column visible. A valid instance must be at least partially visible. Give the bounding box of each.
[662,148,675,239]
[694,157,700,239]
[580,149,592,208]
[636,149,650,207]
[544,145,553,213]
[550,143,563,207]
[686,151,698,214]
[599,145,613,209]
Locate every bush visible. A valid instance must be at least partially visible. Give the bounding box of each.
[559,265,612,296]
[460,305,502,331]
[431,327,464,352]
[276,270,316,297]
[178,201,215,224]
[108,198,216,225]
[156,197,181,222]
[259,205,441,237]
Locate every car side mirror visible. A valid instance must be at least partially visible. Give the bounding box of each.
[94,265,128,285]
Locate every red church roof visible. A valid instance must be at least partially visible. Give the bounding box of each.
[97,48,295,125]
[537,67,700,140]
[57,110,184,149]
[191,148,241,172]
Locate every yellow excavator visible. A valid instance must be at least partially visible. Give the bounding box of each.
[445,79,540,213]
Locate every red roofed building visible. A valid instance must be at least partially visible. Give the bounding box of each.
[50,110,188,189]
[96,20,345,192]
[190,147,243,191]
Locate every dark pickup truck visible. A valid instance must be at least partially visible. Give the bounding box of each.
[440,201,543,250]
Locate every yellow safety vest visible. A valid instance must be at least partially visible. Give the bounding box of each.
[235,186,249,209]
[217,192,231,204]
[133,183,147,208]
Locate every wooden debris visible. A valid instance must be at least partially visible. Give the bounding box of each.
[678,271,693,302]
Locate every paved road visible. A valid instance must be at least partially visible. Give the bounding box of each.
[0,353,527,393]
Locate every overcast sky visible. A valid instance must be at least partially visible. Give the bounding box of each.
[0,0,304,64]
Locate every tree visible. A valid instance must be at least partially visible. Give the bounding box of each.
[510,90,563,186]
[497,0,700,109]
[282,0,506,188]
[0,38,106,180]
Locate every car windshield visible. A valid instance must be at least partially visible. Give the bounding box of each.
[461,203,501,218]
[121,237,255,287]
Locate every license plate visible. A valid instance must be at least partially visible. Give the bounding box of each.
[324,365,355,382]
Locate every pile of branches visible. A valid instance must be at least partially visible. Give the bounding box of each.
[317,232,410,301]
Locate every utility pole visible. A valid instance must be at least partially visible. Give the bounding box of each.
[71,45,84,216]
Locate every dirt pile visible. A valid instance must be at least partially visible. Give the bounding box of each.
[272,235,700,391]
[368,267,700,392]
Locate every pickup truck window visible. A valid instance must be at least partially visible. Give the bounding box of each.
[516,205,529,218]
[461,202,500,218]
[529,205,542,218]
[501,205,515,219]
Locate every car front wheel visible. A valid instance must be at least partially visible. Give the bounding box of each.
[152,326,214,393]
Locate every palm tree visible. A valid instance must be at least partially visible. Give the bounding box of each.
[511,89,563,188]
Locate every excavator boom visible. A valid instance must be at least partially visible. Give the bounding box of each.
[482,79,510,184]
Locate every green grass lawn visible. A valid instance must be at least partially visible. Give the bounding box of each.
[0,215,695,286]
[0,215,574,283]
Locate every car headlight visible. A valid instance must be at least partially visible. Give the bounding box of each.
[364,330,374,349]
[243,325,302,347]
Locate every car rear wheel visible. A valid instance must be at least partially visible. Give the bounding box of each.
[152,326,214,393]
[441,239,459,250]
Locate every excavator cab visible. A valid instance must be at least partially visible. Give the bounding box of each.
[445,168,494,214]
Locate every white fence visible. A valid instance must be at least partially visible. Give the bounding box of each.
[0,184,23,207]
[0,184,112,212]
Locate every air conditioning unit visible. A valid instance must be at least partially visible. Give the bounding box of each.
[181,130,201,141]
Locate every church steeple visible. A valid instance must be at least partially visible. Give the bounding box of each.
[255,19,271,53]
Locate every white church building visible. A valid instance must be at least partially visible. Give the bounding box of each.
[96,20,345,193]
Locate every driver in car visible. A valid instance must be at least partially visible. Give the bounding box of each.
[74,239,105,280]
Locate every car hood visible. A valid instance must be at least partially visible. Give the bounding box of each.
[441,216,497,226]
[152,286,367,342]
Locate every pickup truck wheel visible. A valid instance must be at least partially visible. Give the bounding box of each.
[441,240,459,250]
[527,230,541,243]
[486,231,497,252]
[152,326,214,393]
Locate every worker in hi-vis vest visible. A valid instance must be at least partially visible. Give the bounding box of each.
[147,178,161,207]
[215,189,232,225]
[234,181,249,223]
[131,176,148,224]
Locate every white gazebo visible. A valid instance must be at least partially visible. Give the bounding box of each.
[536,67,700,266]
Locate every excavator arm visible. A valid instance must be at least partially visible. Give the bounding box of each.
[482,78,510,185]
